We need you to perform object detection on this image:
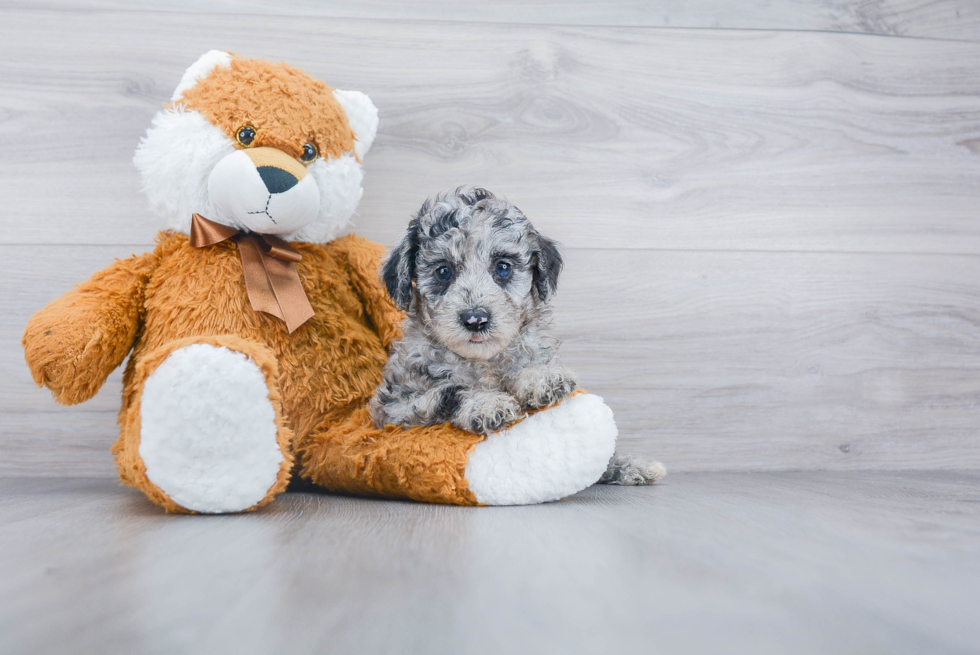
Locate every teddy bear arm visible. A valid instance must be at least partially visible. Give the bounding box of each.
[340,236,405,349]
[23,252,156,405]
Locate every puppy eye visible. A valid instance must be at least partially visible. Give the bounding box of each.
[435,265,453,281]
[237,125,256,147]
[300,143,318,163]
[494,261,512,277]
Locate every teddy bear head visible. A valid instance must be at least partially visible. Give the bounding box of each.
[134,51,378,243]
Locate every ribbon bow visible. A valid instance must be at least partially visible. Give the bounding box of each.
[190,213,315,333]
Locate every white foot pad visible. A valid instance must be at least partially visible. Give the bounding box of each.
[464,393,618,505]
[139,344,284,513]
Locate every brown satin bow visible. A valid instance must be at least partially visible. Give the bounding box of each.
[190,213,315,333]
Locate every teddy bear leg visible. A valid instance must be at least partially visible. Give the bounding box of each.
[297,392,618,506]
[113,336,293,513]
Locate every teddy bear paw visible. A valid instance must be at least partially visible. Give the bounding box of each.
[138,343,287,513]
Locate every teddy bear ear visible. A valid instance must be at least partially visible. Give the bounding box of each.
[171,50,233,102]
[333,89,379,160]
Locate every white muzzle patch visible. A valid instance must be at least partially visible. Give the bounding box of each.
[207,149,320,235]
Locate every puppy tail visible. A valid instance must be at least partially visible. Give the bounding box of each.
[598,452,666,485]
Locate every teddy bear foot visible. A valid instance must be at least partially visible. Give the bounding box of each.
[463,393,618,505]
[120,338,293,513]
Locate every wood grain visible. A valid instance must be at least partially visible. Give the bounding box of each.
[2,5,979,476]
[3,5,978,653]
[6,245,980,474]
[1,472,978,654]
[6,0,980,41]
[1,10,979,252]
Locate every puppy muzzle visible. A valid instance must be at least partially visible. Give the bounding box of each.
[208,147,320,235]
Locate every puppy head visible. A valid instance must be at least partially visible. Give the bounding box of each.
[134,51,378,242]
[383,186,563,360]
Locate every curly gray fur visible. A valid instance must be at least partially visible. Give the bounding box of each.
[370,186,664,486]
[369,186,576,434]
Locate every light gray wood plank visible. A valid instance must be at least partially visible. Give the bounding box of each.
[559,249,980,470]
[5,0,980,41]
[0,412,118,478]
[0,472,977,654]
[6,245,980,474]
[1,10,979,252]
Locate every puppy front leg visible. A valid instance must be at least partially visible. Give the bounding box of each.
[452,390,523,435]
[506,363,578,411]
[369,383,464,429]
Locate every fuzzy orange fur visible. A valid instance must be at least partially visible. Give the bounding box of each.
[23,232,487,510]
[23,252,154,405]
[178,57,356,161]
[298,408,483,505]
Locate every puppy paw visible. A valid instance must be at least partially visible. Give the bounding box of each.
[453,391,523,434]
[512,365,578,410]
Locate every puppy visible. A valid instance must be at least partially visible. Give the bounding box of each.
[370,187,666,486]
[370,186,574,434]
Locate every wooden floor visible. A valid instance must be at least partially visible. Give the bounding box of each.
[1,472,978,654]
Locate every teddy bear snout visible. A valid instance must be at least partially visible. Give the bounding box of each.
[244,147,307,193]
[207,147,320,236]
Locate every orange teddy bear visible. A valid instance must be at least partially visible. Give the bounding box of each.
[22,52,620,513]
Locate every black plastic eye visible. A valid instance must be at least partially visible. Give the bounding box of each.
[237,125,256,147]
[436,265,453,281]
[494,261,512,277]
[300,143,318,163]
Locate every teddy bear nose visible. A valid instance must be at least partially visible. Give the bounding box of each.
[257,166,299,194]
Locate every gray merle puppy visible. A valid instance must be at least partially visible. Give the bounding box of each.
[370,187,664,486]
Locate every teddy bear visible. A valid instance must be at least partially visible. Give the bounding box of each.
[22,51,620,513]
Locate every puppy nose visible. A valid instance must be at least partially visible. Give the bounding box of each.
[460,309,490,332]
[256,166,299,194]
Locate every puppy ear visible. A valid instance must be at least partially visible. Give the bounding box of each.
[533,232,563,302]
[382,218,420,310]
